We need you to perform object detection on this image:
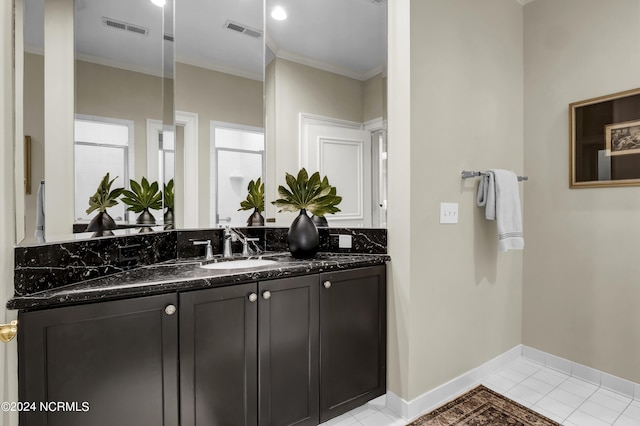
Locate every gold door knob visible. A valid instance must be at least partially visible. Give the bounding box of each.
[0,320,18,343]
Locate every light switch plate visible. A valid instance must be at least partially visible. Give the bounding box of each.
[440,202,458,224]
[338,235,353,249]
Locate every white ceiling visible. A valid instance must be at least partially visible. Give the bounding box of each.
[265,0,387,80]
[24,0,387,81]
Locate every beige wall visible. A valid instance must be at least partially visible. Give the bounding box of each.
[363,73,385,123]
[523,0,640,383]
[387,0,524,400]
[386,0,412,399]
[175,62,263,227]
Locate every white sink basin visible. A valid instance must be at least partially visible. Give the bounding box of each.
[200,259,277,270]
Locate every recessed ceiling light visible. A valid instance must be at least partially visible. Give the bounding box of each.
[271,6,287,21]
[150,0,166,7]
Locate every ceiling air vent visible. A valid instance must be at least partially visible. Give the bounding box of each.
[223,19,263,38]
[102,17,149,36]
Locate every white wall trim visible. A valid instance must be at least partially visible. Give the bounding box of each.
[386,345,523,421]
[386,344,640,421]
[521,345,639,399]
[176,111,199,228]
[363,117,384,132]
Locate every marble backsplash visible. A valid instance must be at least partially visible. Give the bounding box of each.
[14,227,386,296]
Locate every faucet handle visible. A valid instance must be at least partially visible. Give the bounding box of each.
[192,240,214,260]
[241,237,260,256]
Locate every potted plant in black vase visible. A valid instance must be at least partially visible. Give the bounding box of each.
[85,173,124,237]
[271,168,341,259]
[121,177,163,230]
[238,177,265,226]
[163,179,175,230]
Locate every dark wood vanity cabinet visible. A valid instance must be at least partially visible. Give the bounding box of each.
[257,276,319,426]
[318,265,387,423]
[17,265,386,426]
[179,275,319,426]
[18,293,180,426]
[179,283,258,426]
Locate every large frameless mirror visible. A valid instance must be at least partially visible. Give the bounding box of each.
[14,0,387,246]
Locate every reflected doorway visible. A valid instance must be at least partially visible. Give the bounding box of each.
[210,122,265,227]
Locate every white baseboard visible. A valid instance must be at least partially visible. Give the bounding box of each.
[386,344,640,421]
[386,345,523,421]
[521,345,639,400]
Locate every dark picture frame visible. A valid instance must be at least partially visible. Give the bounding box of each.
[570,88,640,188]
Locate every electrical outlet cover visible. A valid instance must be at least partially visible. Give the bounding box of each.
[338,235,353,249]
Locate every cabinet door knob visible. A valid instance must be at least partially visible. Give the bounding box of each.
[248,293,258,302]
[164,305,177,315]
[323,281,332,289]
[262,291,271,300]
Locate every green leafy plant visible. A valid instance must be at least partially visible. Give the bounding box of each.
[86,173,124,215]
[271,168,342,216]
[238,177,264,212]
[164,179,174,211]
[121,177,163,213]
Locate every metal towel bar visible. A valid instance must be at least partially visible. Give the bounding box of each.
[461,170,528,182]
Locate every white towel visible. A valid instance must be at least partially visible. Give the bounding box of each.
[476,170,524,251]
[35,181,45,243]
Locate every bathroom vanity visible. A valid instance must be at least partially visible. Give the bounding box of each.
[11,250,387,426]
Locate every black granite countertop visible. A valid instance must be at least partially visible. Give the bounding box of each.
[8,252,390,311]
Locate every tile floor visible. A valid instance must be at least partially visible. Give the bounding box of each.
[319,358,640,426]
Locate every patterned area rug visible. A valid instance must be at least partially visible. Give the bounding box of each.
[407,385,561,426]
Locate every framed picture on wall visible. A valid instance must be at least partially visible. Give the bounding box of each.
[605,120,640,157]
[570,87,640,188]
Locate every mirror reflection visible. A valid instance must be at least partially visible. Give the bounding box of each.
[266,0,387,228]
[15,0,387,245]
[174,0,264,229]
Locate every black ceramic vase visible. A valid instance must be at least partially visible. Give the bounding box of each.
[288,209,319,259]
[86,211,117,233]
[311,214,329,228]
[136,208,156,225]
[247,208,265,226]
[164,208,174,230]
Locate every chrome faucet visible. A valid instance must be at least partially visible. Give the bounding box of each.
[223,226,261,258]
[223,226,241,258]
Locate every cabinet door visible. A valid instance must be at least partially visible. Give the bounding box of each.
[18,293,179,426]
[180,283,258,426]
[259,275,319,426]
[319,265,387,422]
